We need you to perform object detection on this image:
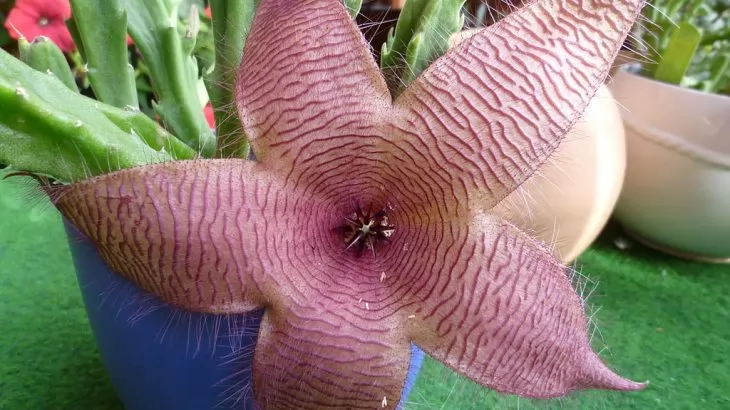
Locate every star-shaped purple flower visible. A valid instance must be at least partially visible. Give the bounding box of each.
[46,0,647,408]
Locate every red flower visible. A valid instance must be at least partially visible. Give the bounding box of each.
[4,0,75,52]
[204,6,212,18]
[203,102,215,128]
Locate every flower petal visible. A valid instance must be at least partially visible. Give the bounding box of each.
[402,213,646,398]
[390,0,645,208]
[49,159,301,314]
[234,0,391,174]
[4,6,37,41]
[252,307,411,409]
[45,21,76,52]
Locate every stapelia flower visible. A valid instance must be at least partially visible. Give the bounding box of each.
[42,0,648,408]
[4,0,75,52]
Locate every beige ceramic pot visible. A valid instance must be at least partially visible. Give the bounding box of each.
[449,30,627,264]
[491,85,627,264]
[609,71,730,263]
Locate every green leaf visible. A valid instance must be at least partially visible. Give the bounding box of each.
[125,0,216,157]
[380,0,466,96]
[653,22,703,85]
[69,0,139,109]
[344,0,363,17]
[703,55,730,93]
[0,49,177,183]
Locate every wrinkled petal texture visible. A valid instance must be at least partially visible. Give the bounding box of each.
[235,0,392,182]
[391,0,645,209]
[253,309,409,410]
[51,158,420,408]
[45,0,650,408]
[51,160,301,313]
[400,213,645,398]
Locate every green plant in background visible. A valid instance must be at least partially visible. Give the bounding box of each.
[381,0,466,95]
[0,0,470,183]
[642,0,730,94]
[205,0,258,158]
[0,0,222,181]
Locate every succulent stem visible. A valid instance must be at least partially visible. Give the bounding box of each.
[0,49,176,183]
[124,0,216,157]
[207,0,259,159]
[381,0,466,96]
[68,0,139,109]
[652,22,702,85]
[344,0,363,17]
[18,37,78,93]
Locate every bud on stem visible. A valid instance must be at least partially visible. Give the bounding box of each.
[19,37,78,93]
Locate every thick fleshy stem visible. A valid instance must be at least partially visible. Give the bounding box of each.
[344,0,363,17]
[381,0,466,96]
[651,22,702,85]
[97,104,197,161]
[12,40,195,163]
[208,0,258,159]
[705,55,730,93]
[0,49,183,183]
[640,0,703,79]
[68,0,139,109]
[18,37,78,93]
[124,0,216,157]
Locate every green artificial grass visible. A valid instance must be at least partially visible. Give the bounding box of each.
[0,177,728,409]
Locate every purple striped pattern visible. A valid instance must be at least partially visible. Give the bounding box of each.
[51,0,648,408]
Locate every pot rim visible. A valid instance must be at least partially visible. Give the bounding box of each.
[614,72,730,170]
[621,111,730,170]
[618,70,730,102]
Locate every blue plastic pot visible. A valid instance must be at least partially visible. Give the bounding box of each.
[64,220,425,409]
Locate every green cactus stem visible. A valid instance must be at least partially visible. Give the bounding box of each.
[64,18,86,61]
[124,0,216,157]
[179,4,201,58]
[96,103,197,161]
[652,22,702,85]
[641,0,705,79]
[68,0,139,109]
[381,0,465,95]
[18,37,78,93]
[0,49,178,183]
[15,34,195,164]
[704,55,730,94]
[344,0,363,17]
[207,0,258,159]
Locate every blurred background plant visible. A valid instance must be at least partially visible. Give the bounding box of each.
[639,0,729,94]
[0,0,224,181]
[2,0,217,123]
[1,0,475,183]
[458,0,730,94]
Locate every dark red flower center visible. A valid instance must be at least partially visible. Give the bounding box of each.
[338,201,395,257]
